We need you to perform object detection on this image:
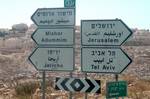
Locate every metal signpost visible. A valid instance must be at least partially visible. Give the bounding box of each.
[64,0,76,99]
[29,0,132,98]
[30,3,75,99]
[81,47,132,73]
[81,19,132,98]
[42,71,46,99]
[106,81,127,98]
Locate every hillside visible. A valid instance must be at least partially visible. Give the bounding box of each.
[0,27,150,99]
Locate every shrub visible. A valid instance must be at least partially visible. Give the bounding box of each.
[15,81,39,96]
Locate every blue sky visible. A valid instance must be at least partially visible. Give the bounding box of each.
[0,0,150,29]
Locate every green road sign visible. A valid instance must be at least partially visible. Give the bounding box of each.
[106,81,127,98]
[64,0,75,8]
[81,47,132,73]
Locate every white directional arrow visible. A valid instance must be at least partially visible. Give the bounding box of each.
[90,79,100,93]
[29,47,74,71]
[31,8,75,26]
[81,19,133,46]
[65,78,75,92]
[56,78,65,90]
[81,47,132,74]
[80,79,90,92]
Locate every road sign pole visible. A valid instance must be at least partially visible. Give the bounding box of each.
[69,72,73,99]
[67,0,75,98]
[115,74,119,99]
[115,74,118,81]
[42,71,46,99]
[84,73,88,99]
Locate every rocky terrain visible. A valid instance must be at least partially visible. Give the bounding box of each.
[0,26,150,99]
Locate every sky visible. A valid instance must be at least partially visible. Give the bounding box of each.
[0,0,150,29]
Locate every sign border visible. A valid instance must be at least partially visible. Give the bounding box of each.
[31,7,75,27]
[81,47,132,74]
[81,19,133,46]
[31,27,75,46]
[28,46,75,72]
